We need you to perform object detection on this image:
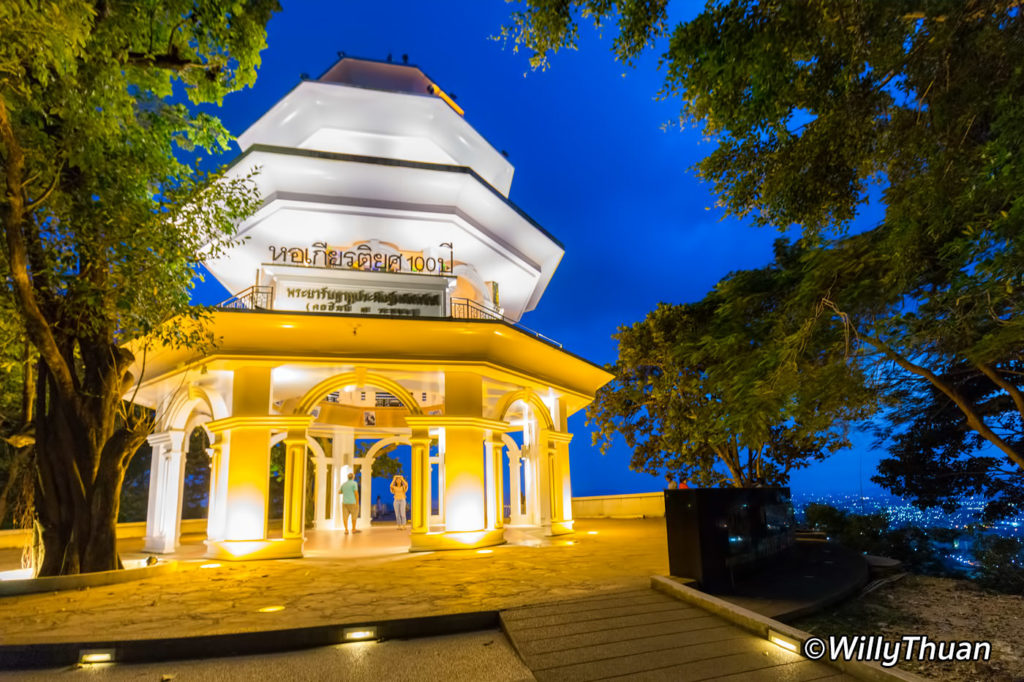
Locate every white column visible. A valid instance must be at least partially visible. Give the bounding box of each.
[357,457,372,530]
[509,455,524,525]
[485,432,497,528]
[205,432,229,541]
[331,428,353,530]
[536,439,552,527]
[144,430,186,553]
[431,428,445,525]
[313,456,329,529]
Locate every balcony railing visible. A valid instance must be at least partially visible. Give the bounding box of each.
[217,285,274,310]
[449,296,502,321]
[215,289,562,348]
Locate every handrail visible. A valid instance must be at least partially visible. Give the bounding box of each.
[214,290,562,348]
[216,285,274,310]
[450,297,562,348]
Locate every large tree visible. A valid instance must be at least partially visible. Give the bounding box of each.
[590,241,872,487]
[0,1,275,575]
[504,1,1024,507]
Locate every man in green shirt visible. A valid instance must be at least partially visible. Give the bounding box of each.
[339,472,359,534]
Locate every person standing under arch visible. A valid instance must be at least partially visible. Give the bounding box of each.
[390,474,409,529]
[340,472,359,534]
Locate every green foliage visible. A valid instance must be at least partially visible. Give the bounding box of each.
[590,241,872,487]
[0,0,277,575]
[803,503,949,576]
[503,0,1024,512]
[371,451,403,479]
[972,535,1024,594]
[874,361,1024,522]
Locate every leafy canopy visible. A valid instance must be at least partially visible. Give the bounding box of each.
[505,0,1024,507]
[0,0,277,575]
[589,242,872,487]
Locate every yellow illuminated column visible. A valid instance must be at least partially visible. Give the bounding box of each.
[441,372,486,535]
[282,429,308,541]
[206,434,227,541]
[358,454,373,530]
[409,429,431,535]
[539,428,574,536]
[312,454,328,529]
[405,372,509,550]
[444,422,486,532]
[486,433,505,530]
[204,366,313,560]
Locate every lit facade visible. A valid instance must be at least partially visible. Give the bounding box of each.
[130,58,612,560]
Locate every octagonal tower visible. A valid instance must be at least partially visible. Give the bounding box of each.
[130,57,611,560]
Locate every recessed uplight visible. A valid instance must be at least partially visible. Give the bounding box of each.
[258,605,285,613]
[476,549,493,554]
[280,324,294,329]
[343,627,378,641]
[767,629,800,653]
[587,531,598,535]
[78,649,114,664]
[200,563,221,569]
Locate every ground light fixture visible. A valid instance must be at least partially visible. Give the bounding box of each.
[78,649,115,664]
[476,549,493,554]
[258,605,285,613]
[767,628,801,653]
[343,626,378,642]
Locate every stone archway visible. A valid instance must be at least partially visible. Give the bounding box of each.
[145,384,228,553]
[292,370,431,536]
[491,389,573,534]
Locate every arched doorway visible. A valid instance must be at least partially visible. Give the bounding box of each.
[293,371,431,536]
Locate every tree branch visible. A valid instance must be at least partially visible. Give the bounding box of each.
[0,98,81,414]
[860,334,1024,472]
[976,361,1024,424]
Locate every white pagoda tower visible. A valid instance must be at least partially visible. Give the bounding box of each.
[130,57,611,560]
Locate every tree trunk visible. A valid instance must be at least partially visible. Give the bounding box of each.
[32,352,144,577]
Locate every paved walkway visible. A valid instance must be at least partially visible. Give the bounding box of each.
[502,588,853,681]
[0,519,668,646]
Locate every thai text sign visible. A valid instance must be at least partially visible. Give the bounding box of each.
[269,241,454,275]
[279,284,444,317]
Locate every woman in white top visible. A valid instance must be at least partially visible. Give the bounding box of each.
[390,475,409,529]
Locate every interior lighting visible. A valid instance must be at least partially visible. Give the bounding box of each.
[258,605,285,613]
[343,627,378,642]
[342,384,356,392]
[78,649,114,664]
[767,629,800,653]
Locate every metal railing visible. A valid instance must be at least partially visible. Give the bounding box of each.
[449,297,562,348]
[215,289,562,348]
[449,296,502,321]
[217,285,274,310]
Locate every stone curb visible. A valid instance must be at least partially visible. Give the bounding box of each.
[0,561,179,597]
[651,575,926,682]
[0,610,499,669]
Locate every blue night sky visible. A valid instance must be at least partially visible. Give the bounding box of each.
[191,1,887,499]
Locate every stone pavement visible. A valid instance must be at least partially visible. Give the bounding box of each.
[0,518,668,646]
